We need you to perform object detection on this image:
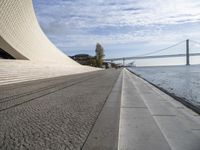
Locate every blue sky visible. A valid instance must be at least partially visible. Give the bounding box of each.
[33,0,200,61]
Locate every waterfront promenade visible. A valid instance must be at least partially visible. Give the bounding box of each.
[0,69,200,150]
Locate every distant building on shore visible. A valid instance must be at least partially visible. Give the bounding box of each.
[71,54,121,69]
[70,54,95,66]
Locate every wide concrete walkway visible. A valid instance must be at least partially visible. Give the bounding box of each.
[83,69,200,150]
[0,68,200,150]
[0,69,121,150]
[118,69,200,150]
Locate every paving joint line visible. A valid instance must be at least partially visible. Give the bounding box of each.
[80,70,122,150]
[0,74,101,112]
[0,74,100,104]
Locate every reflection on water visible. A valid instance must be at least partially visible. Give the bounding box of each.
[129,65,200,107]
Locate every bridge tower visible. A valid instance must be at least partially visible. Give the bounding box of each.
[186,39,190,66]
[123,58,125,66]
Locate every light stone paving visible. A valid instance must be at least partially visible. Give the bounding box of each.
[118,69,171,150]
[118,69,200,150]
[0,69,121,150]
[82,71,123,150]
[0,68,200,149]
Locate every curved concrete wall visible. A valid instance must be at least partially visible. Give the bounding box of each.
[0,0,79,65]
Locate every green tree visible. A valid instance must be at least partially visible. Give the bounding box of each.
[95,43,105,68]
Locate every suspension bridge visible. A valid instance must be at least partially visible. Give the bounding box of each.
[104,39,200,66]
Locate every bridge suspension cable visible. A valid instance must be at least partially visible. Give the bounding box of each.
[190,40,200,46]
[136,40,185,57]
[104,39,200,65]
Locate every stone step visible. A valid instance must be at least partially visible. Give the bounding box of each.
[0,60,99,86]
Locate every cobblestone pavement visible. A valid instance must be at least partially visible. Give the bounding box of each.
[0,69,121,150]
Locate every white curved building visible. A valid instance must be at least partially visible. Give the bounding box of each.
[0,0,98,85]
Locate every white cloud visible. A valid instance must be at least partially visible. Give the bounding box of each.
[33,0,200,56]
